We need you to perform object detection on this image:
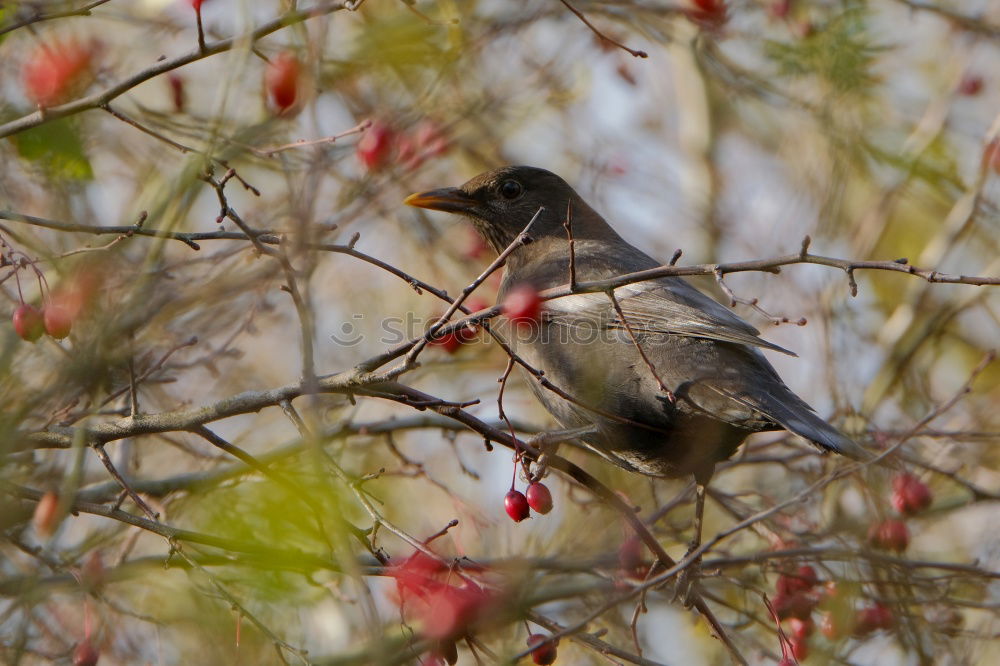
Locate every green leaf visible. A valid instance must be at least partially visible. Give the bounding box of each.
[764,7,884,96]
[11,117,94,180]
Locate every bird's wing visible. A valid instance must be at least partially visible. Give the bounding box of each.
[546,280,796,356]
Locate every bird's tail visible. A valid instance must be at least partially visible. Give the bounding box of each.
[772,401,871,461]
[730,386,872,462]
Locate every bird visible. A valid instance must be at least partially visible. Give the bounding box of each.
[404,166,867,558]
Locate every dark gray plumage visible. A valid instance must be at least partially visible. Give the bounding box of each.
[406,166,866,484]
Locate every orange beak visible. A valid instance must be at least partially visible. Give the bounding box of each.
[403,187,476,214]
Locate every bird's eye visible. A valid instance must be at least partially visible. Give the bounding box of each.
[499,180,523,200]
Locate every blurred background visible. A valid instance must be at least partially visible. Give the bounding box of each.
[1,0,999,664]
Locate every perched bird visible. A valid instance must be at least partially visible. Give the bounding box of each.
[405,166,866,545]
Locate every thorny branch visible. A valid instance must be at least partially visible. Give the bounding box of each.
[3,3,999,662]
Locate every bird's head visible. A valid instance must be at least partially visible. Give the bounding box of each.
[405,166,604,254]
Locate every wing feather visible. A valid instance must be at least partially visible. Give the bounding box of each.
[546,282,797,356]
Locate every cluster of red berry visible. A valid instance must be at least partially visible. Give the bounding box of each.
[356,119,449,173]
[771,472,933,661]
[391,550,495,647]
[504,481,553,522]
[13,301,72,342]
[390,548,563,664]
[430,285,543,355]
[9,257,82,343]
[867,472,933,553]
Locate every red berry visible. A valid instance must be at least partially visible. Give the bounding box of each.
[773,590,819,621]
[266,52,300,113]
[357,120,395,171]
[420,582,492,639]
[504,490,530,522]
[958,74,983,96]
[686,0,728,29]
[431,331,462,354]
[789,616,813,641]
[430,317,477,354]
[853,603,894,637]
[189,0,205,10]
[502,284,542,327]
[790,636,809,661]
[43,303,72,339]
[73,639,99,666]
[33,491,60,537]
[23,40,94,107]
[891,473,932,515]
[526,482,553,514]
[867,519,909,553]
[527,634,558,665]
[777,565,819,595]
[13,304,44,342]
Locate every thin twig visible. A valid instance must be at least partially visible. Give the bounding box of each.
[606,290,675,402]
[557,0,648,58]
[255,119,372,156]
[563,199,577,291]
[92,444,159,521]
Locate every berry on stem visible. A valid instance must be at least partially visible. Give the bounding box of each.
[527,634,558,665]
[43,303,73,339]
[502,284,542,327]
[777,565,819,595]
[525,482,553,514]
[504,490,530,522]
[773,590,819,621]
[13,304,44,342]
[686,0,728,29]
[891,473,932,515]
[357,120,394,172]
[867,519,909,553]
[853,602,894,637]
[266,51,300,114]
